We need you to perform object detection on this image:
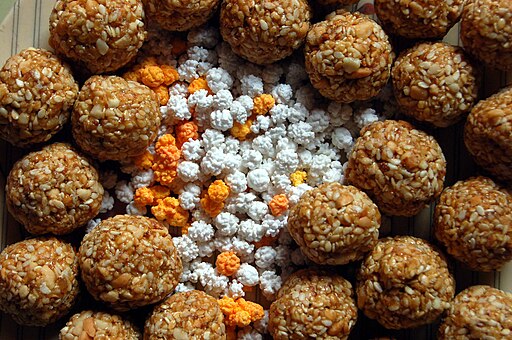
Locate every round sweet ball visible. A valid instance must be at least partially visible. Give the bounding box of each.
[392,42,479,128]
[144,290,226,339]
[464,86,512,182]
[345,120,446,216]
[434,176,512,272]
[269,268,358,339]
[49,0,146,74]
[375,0,464,39]
[0,48,78,147]
[438,285,512,339]
[79,215,182,311]
[287,182,381,265]
[72,75,160,161]
[60,310,140,340]
[6,143,104,235]
[0,237,79,326]
[143,0,220,32]
[220,0,311,65]
[357,236,455,329]
[460,0,512,71]
[305,10,393,103]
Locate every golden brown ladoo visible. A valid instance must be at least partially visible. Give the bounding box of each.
[6,143,104,235]
[392,41,479,127]
[60,310,141,340]
[357,236,455,329]
[304,10,393,103]
[464,86,512,182]
[288,182,381,265]
[0,237,80,326]
[269,268,358,339]
[49,0,146,74]
[144,290,226,339]
[0,48,78,147]
[434,176,512,272]
[345,120,446,217]
[78,215,182,311]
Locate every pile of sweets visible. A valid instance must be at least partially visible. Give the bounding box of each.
[0,0,511,338]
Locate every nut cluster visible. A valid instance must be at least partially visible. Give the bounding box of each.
[144,290,226,339]
[375,0,464,39]
[438,285,512,339]
[434,176,512,272]
[346,120,446,216]
[0,237,79,326]
[60,310,140,340]
[392,41,479,127]
[460,0,512,71]
[143,0,220,32]
[6,143,104,235]
[0,48,78,147]
[220,0,312,65]
[288,183,381,265]
[72,75,160,161]
[49,0,146,74]
[304,10,393,103]
[464,86,512,182]
[269,268,358,339]
[356,236,455,329]
[78,215,182,311]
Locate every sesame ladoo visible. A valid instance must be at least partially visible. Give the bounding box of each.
[460,0,512,71]
[375,0,464,39]
[220,0,312,65]
[48,0,146,74]
[60,310,140,340]
[345,120,446,217]
[269,268,358,339]
[0,237,80,326]
[356,236,455,329]
[464,86,512,182]
[78,215,182,311]
[304,10,394,103]
[6,143,104,235]
[434,176,512,272]
[142,0,221,32]
[392,41,479,127]
[437,285,512,339]
[0,48,78,147]
[72,75,160,162]
[287,182,381,265]
[144,290,226,339]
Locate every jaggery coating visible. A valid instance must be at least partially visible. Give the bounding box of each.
[345,120,446,216]
[287,183,381,265]
[144,290,226,340]
[0,48,78,147]
[220,0,312,65]
[0,237,80,326]
[78,215,182,311]
[49,0,146,74]
[304,10,393,103]
[434,176,512,272]
[438,285,512,339]
[464,86,512,182]
[143,0,220,32]
[375,0,464,39]
[72,75,160,161]
[6,143,104,235]
[356,236,455,329]
[392,41,479,127]
[269,268,358,339]
[460,0,512,71]
[60,310,140,340]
